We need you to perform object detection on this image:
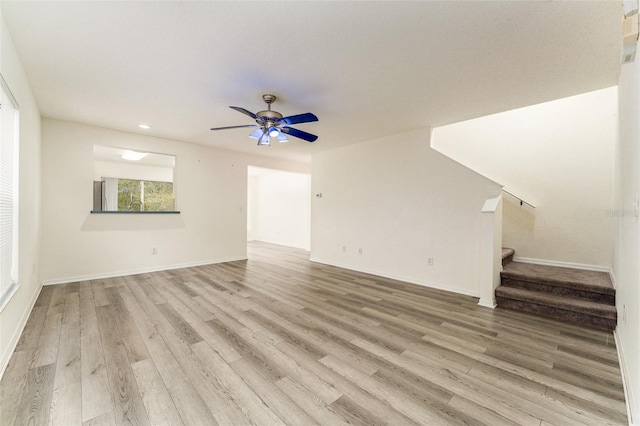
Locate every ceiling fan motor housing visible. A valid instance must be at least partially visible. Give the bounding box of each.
[256,110,283,129]
[257,94,282,128]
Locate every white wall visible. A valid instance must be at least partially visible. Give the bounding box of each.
[432,88,617,268]
[248,167,310,250]
[0,11,43,377]
[247,175,258,242]
[311,128,501,297]
[40,118,309,284]
[94,159,173,182]
[615,51,640,424]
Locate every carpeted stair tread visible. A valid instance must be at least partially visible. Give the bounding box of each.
[501,248,515,267]
[501,248,515,259]
[501,262,614,296]
[495,295,616,331]
[496,255,617,330]
[495,286,617,319]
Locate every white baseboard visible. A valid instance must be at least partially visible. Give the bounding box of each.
[309,257,480,298]
[614,329,638,426]
[609,269,617,289]
[0,282,42,380]
[42,256,248,286]
[513,256,610,273]
[477,299,497,309]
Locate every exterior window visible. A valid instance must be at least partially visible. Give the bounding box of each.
[0,75,19,312]
[109,178,174,212]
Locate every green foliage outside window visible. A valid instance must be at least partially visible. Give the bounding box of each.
[117,179,174,211]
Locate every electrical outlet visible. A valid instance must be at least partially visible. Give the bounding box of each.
[427,257,434,266]
[342,245,347,252]
[623,304,627,322]
[358,248,363,254]
[152,246,158,255]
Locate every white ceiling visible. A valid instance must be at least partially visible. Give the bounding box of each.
[1,1,622,163]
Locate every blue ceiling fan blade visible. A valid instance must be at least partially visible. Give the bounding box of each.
[281,126,318,142]
[277,112,318,126]
[229,106,258,119]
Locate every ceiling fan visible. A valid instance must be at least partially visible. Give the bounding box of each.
[210,94,318,146]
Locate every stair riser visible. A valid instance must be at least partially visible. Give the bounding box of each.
[502,254,514,267]
[496,296,616,331]
[501,278,615,305]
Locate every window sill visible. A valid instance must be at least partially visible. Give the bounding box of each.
[90,211,181,214]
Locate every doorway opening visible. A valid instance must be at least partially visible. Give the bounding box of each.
[247,166,311,251]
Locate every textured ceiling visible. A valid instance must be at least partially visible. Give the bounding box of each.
[1,1,622,163]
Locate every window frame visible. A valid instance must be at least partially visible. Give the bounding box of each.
[0,74,20,313]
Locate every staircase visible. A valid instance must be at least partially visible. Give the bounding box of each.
[495,249,617,330]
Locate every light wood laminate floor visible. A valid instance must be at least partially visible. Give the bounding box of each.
[1,242,628,425]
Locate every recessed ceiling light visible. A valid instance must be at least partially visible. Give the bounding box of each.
[121,150,148,161]
[137,123,152,129]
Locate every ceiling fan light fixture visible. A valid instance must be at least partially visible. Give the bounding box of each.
[277,132,289,142]
[269,127,280,137]
[249,129,263,139]
[257,132,271,146]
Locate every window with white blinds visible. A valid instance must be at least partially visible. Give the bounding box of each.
[0,75,19,313]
